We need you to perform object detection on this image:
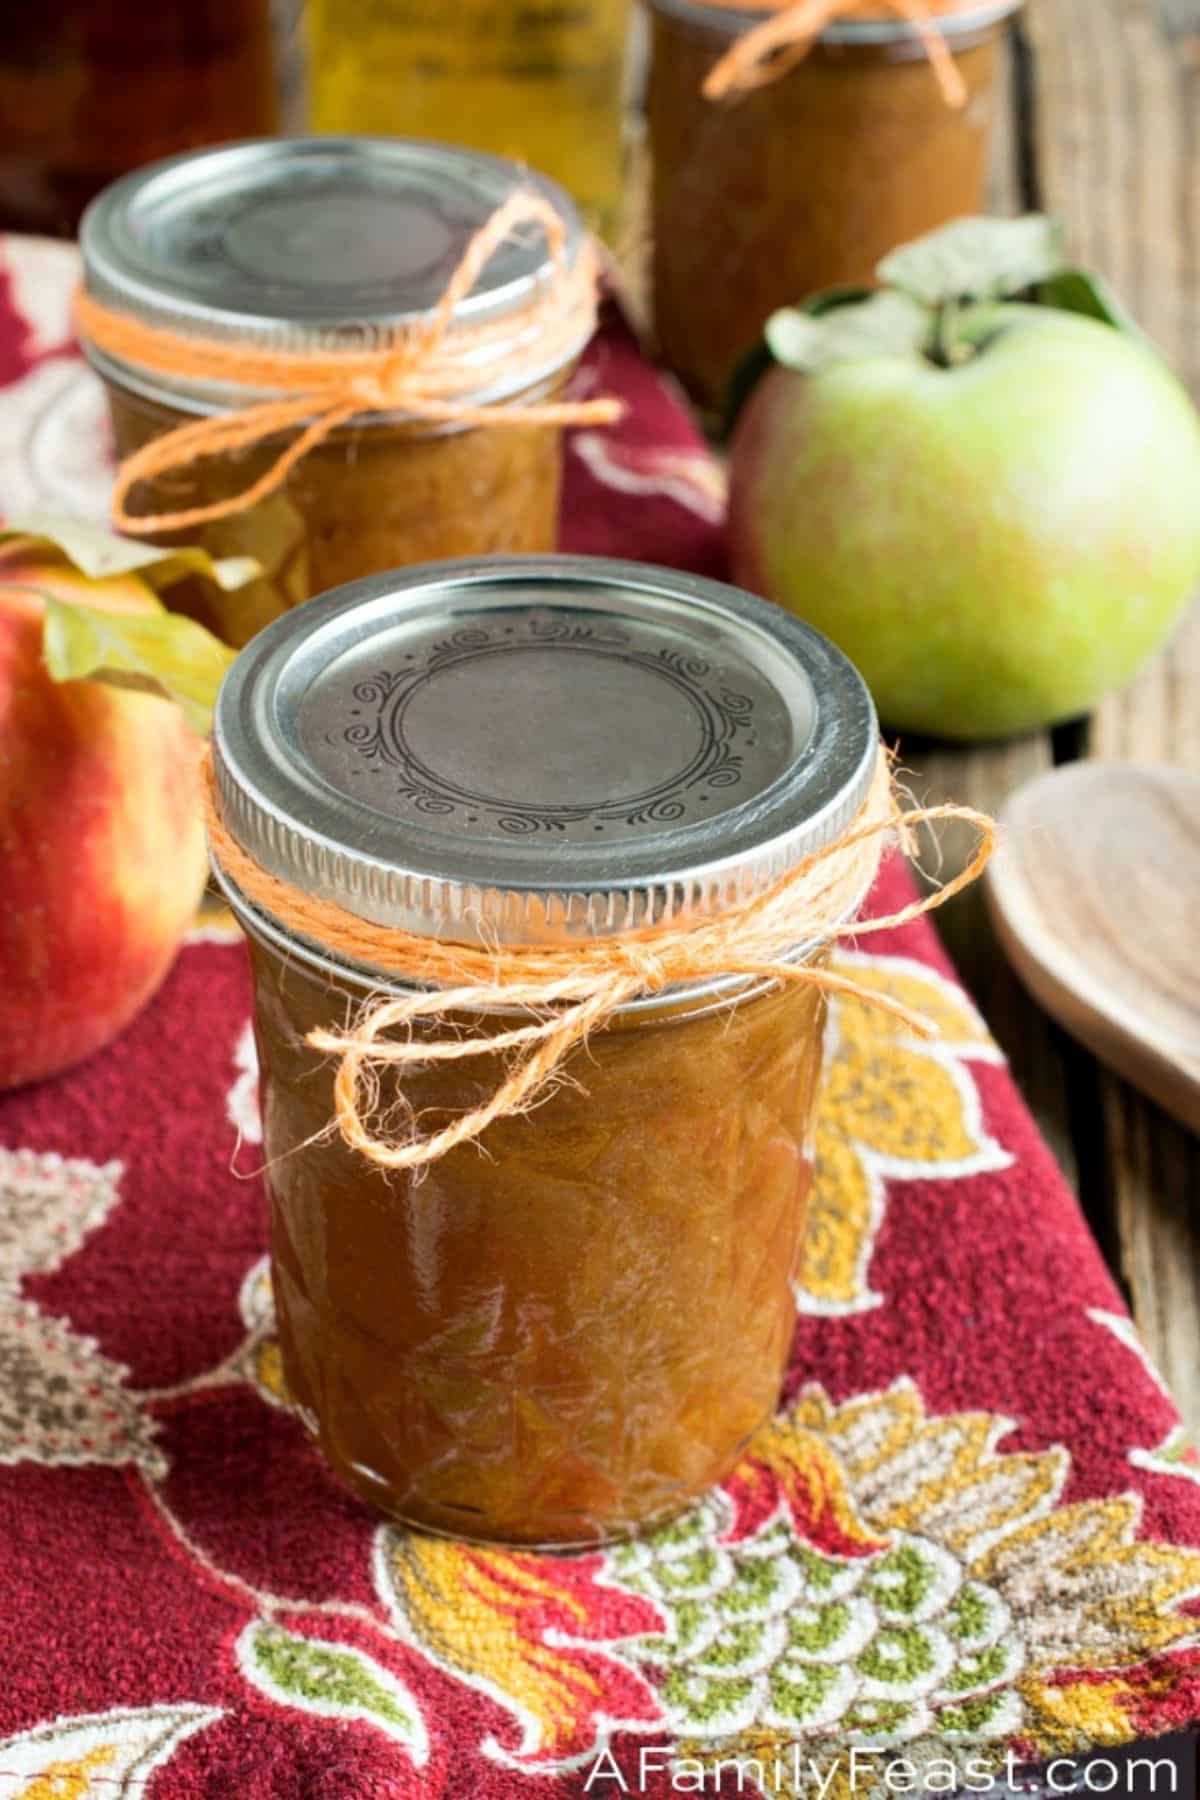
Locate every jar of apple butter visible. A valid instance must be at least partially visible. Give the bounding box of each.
[78,140,596,647]
[210,555,880,1547]
[645,0,1023,416]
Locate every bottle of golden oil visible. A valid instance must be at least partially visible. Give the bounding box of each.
[306,0,630,240]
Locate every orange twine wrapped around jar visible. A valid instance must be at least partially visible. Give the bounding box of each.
[696,0,970,105]
[202,744,996,1172]
[74,189,624,537]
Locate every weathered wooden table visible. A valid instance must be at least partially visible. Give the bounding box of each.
[904,0,1200,1432]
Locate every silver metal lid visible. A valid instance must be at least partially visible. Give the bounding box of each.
[646,0,1022,42]
[79,136,586,411]
[212,556,878,950]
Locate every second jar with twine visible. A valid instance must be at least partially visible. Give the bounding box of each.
[75,137,620,646]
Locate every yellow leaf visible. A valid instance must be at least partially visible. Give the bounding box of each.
[42,595,235,736]
[2,512,258,593]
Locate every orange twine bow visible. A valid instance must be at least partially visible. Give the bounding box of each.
[74,190,624,537]
[203,746,996,1173]
[699,0,969,106]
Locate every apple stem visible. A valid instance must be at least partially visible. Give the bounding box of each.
[930,296,977,369]
[932,297,957,367]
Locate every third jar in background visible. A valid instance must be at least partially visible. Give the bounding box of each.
[307,0,631,241]
[77,138,592,646]
[645,0,1023,418]
[0,0,277,238]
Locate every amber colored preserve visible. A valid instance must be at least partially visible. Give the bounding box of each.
[210,557,881,1546]
[79,140,592,646]
[250,940,828,1545]
[103,378,569,649]
[0,0,276,236]
[646,0,1021,415]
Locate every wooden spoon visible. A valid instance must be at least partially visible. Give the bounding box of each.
[984,761,1200,1134]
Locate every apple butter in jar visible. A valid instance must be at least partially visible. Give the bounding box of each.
[209,555,882,1547]
[645,0,1023,416]
[77,140,602,646]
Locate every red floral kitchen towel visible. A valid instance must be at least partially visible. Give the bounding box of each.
[1,235,1199,1800]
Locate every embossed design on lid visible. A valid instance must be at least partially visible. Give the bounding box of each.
[212,556,878,947]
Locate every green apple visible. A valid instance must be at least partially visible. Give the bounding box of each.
[727,220,1200,741]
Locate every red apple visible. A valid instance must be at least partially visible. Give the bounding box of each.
[0,541,208,1088]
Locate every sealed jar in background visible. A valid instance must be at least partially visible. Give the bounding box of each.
[77,140,595,647]
[0,1,276,238]
[210,555,880,1547]
[307,0,631,240]
[646,0,1023,416]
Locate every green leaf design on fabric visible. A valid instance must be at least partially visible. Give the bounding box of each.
[877,216,1068,306]
[792,1544,853,1594]
[867,1543,941,1617]
[843,1697,922,1736]
[695,1619,771,1671]
[945,1643,1015,1693]
[239,1622,426,1757]
[673,1600,711,1654]
[609,1475,1031,1761]
[767,1660,841,1725]
[788,1600,853,1655]
[659,1548,718,1590]
[2,511,258,593]
[937,1690,1012,1734]
[948,1583,995,1643]
[856,1624,938,1687]
[42,595,235,735]
[663,1666,755,1727]
[723,1556,784,1617]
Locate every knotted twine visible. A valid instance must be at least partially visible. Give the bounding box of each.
[696,0,970,106]
[202,745,995,1173]
[74,190,623,537]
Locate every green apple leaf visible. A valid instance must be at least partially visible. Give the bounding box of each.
[878,215,1069,306]
[723,287,873,434]
[42,594,235,735]
[1036,267,1148,340]
[1,512,259,594]
[764,290,930,373]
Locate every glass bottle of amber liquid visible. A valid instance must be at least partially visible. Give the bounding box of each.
[307,0,630,239]
[0,0,278,238]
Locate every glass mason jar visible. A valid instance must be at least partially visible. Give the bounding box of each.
[77,139,591,648]
[645,0,1023,416]
[210,555,879,1548]
[0,0,277,238]
[307,0,631,241]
